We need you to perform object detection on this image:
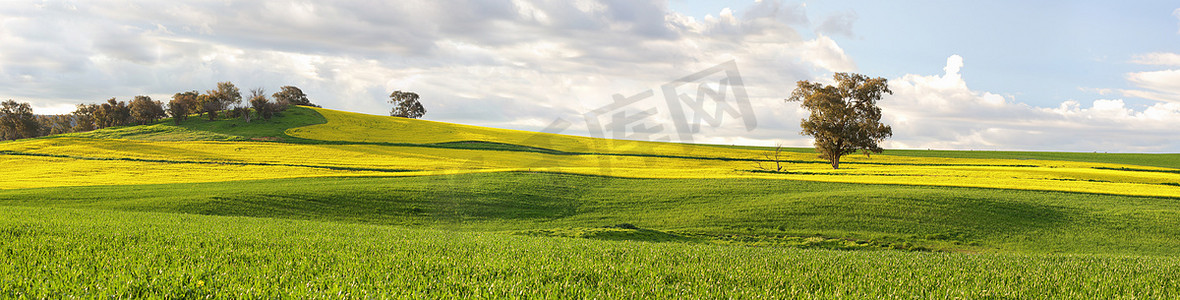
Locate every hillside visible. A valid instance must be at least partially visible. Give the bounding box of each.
[2,106,1178,196]
[2,106,1179,297]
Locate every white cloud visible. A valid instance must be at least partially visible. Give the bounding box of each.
[2,1,1175,153]
[1125,52,1180,103]
[799,35,857,73]
[882,55,1180,152]
[0,0,852,151]
[1175,8,1180,33]
[1125,69,1180,102]
[1131,52,1180,66]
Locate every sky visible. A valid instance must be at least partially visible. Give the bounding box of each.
[2,0,1179,152]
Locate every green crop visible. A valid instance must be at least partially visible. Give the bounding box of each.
[3,206,1178,299]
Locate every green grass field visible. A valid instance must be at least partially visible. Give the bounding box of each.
[3,173,1179,255]
[4,206,1178,299]
[2,107,1179,298]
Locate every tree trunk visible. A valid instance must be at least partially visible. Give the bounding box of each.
[831,158,840,169]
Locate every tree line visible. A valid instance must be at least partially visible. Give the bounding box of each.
[6,72,893,170]
[0,83,316,141]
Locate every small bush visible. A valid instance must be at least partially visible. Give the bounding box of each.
[605,223,639,230]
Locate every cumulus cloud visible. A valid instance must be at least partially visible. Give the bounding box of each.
[0,0,850,144]
[13,1,1172,152]
[882,55,1180,152]
[1131,52,1180,66]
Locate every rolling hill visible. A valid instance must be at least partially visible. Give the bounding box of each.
[2,106,1179,298]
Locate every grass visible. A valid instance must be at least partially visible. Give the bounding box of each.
[2,173,1178,255]
[2,105,1179,297]
[63,106,326,141]
[3,206,1179,299]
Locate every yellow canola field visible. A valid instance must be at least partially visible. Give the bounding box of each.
[286,107,772,160]
[1,106,1178,198]
[0,155,390,189]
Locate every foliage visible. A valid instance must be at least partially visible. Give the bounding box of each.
[272,85,314,108]
[36,114,74,136]
[94,98,133,128]
[61,106,325,142]
[71,104,99,132]
[248,87,274,121]
[0,83,306,140]
[168,91,199,124]
[209,81,242,114]
[129,95,167,125]
[0,100,41,141]
[388,90,426,119]
[198,94,219,121]
[788,73,893,169]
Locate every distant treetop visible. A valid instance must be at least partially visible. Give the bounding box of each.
[273,86,317,108]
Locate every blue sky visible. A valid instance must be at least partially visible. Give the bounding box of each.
[2,1,1179,152]
[675,0,1180,108]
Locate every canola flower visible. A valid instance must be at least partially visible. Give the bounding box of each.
[1,107,1177,198]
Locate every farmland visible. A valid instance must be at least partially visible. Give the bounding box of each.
[4,206,1179,298]
[4,107,1179,196]
[2,106,1179,298]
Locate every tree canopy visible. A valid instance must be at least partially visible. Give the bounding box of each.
[0,82,310,141]
[388,90,426,119]
[0,100,40,141]
[168,91,199,124]
[129,95,166,125]
[249,87,276,121]
[210,81,242,112]
[273,86,315,108]
[787,73,893,169]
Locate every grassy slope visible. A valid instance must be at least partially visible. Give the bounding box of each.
[2,173,1178,255]
[61,106,327,141]
[13,107,1176,198]
[39,106,1180,170]
[4,205,1177,299]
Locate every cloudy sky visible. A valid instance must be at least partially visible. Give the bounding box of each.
[2,1,1179,152]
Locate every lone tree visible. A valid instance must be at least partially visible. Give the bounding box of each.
[787,73,893,169]
[388,90,425,119]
